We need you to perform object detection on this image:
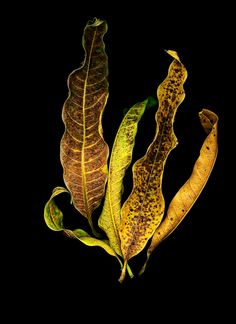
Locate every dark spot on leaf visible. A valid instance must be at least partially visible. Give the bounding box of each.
[206,146,210,150]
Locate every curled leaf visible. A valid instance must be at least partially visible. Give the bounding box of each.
[98,99,148,256]
[44,187,69,231]
[60,18,109,233]
[140,109,218,274]
[119,51,187,280]
[44,187,122,264]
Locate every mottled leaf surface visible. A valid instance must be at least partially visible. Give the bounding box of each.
[98,100,148,256]
[44,187,69,231]
[119,51,187,280]
[60,18,109,231]
[140,109,218,274]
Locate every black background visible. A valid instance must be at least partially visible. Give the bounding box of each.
[7,1,230,320]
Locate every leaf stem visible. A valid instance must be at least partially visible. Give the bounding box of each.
[127,263,134,278]
[118,260,127,283]
[139,257,149,276]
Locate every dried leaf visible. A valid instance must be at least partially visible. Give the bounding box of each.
[119,51,187,281]
[140,109,218,274]
[98,100,148,256]
[60,18,109,233]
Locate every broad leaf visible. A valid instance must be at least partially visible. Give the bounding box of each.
[119,51,187,281]
[140,109,218,274]
[98,99,148,256]
[60,18,109,233]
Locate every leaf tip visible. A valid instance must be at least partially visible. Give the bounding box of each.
[88,17,106,27]
[165,49,181,62]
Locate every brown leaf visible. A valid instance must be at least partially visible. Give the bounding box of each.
[60,18,109,232]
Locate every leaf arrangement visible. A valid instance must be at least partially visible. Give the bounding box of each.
[44,18,218,282]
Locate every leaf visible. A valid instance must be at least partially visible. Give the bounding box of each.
[98,99,149,256]
[44,187,122,264]
[119,51,187,281]
[44,187,69,231]
[65,229,121,259]
[67,229,134,279]
[140,109,218,275]
[60,18,109,233]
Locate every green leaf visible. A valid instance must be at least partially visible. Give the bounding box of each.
[60,18,109,234]
[98,99,148,256]
[119,51,188,281]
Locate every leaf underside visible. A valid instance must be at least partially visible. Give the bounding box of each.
[60,18,109,232]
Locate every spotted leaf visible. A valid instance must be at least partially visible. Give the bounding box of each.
[119,51,187,282]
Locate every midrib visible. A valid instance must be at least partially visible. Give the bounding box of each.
[81,30,97,215]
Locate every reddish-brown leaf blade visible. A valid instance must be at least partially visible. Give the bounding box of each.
[60,18,109,230]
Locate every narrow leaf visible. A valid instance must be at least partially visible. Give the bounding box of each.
[60,18,109,233]
[68,228,134,279]
[98,99,148,256]
[65,229,121,259]
[44,188,121,264]
[119,51,188,267]
[140,109,218,274]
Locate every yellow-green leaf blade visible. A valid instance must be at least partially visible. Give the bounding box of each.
[65,228,119,258]
[140,109,218,274]
[69,229,134,280]
[119,50,187,262]
[98,100,148,256]
[44,187,69,231]
[60,18,109,232]
[44,189,122,267]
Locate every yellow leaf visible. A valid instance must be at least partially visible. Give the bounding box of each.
[119,51,187,281]
[140,109,218,274]
[65,229,121,259]
[60,18,109,234]
[98,100,148,256]
[44,188,123,267]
